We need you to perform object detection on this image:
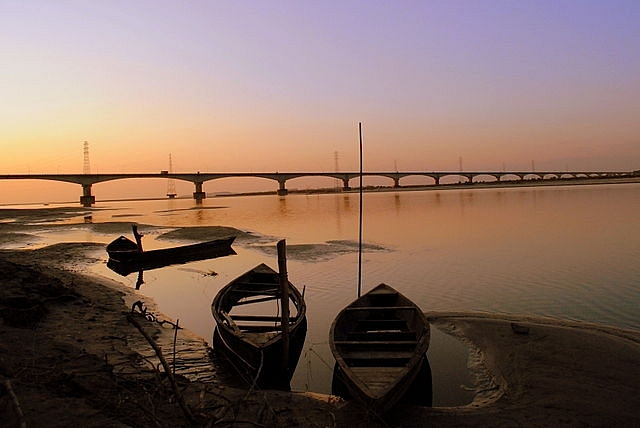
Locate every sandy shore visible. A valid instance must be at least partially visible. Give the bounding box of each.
[1,244,640,427]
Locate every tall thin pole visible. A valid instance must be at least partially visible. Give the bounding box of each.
[83,141,90,174]
[167,153,177,198]
[277,239,290,371]
[357,122,363,298]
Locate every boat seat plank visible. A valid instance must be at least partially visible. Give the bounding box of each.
[350,366,405,378]
[231,314,298,322]
[231,289,280,296]
[341,349,415,361]
[334,340,418,347]
[234,281,281,288]
[356,318,408,324]
[237,325,283,332]
[345,306,417,311]
[356,319,409,331]
[232,295,280,306]
[347,330,417,341]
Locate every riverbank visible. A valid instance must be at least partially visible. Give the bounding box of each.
[0,245,348,427]
[2,244,640,426]
[215,175,640,198]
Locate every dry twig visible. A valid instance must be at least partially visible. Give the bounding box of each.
[126,313,196,424]
[2,379,27,428]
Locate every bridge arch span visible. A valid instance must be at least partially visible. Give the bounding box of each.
[282,175,345,192]
[540,173,560,180]
[568,173,597,179]
[437,173,471,184]
[499,173,525,182]
[472,173,500,183]
[522,173,543,180]
[393,174,438,187]
[193,175,279,195]
[344,173,397,189]
[76,177,193,204]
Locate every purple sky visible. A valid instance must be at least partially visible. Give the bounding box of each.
[1,1,639,200]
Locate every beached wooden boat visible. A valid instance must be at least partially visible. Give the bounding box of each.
[212,263,307,389]
[329,283,430,414]
[106,235,236,275]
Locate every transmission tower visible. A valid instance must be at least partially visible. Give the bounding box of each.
[334,151,340,191]
[166,153,177,198]
[83,141,90,174]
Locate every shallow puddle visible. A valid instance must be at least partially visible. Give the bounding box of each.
[427,325,476,406]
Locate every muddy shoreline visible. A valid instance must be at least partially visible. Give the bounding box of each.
[0,246,349,427]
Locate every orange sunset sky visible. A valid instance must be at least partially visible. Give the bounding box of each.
[1,1,639,203]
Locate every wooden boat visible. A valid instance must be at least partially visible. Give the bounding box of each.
[329,283,430,414]
[106,235,236,275]
[212,263,307,390]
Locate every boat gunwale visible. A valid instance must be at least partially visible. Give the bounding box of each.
[107,235,236,261]
[329,283,430,411]
[212,263,307,351]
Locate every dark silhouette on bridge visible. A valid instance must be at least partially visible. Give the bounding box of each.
[0,170,635,206]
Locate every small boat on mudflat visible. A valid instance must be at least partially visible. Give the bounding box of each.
[106,234,236,275]
[212,262,307,390]
[329,283,430,414]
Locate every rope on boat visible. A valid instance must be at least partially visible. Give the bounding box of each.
[245,350,265,399]
[305,342,335,372]
[300,342,336,392]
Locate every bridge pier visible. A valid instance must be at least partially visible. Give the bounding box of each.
[277,179,288,196]
[342,178,351,191]
[193,182,206,203]
[80,184,95,207]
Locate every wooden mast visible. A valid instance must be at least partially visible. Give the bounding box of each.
[132,224,145,289]
[277,239,290,371]
[357,122,363,298]
[132,224,143,252]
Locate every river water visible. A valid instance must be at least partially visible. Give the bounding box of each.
[2,182,639,406]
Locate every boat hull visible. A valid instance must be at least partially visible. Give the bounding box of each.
[213,316,307,389]
[106,236,236,275]
[329,283,430,413]
[212,263,307,390]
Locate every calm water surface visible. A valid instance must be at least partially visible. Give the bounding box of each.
[3,183,639,405]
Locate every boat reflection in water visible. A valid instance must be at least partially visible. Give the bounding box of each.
[105,226,236,289]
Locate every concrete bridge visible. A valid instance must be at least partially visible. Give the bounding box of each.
[0,170,633,206]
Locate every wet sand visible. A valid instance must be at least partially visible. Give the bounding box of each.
[411,314,640,427]
[1,244,640,427]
